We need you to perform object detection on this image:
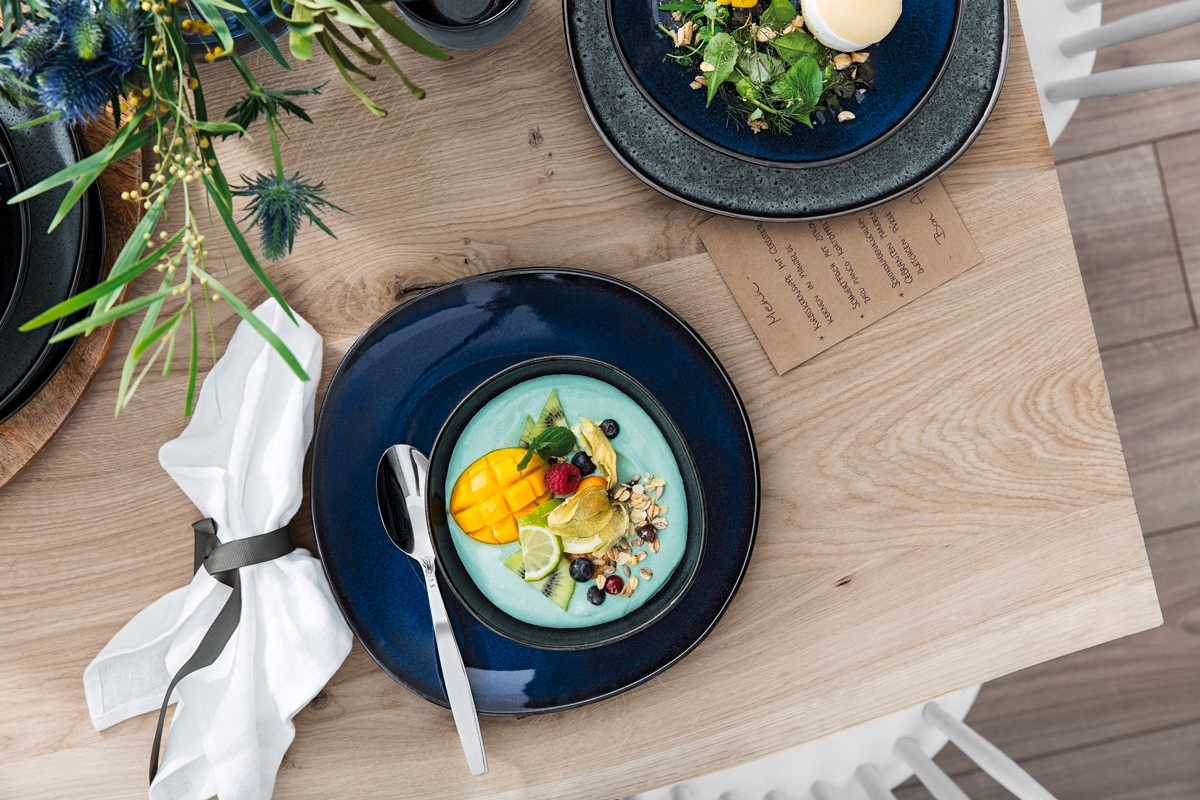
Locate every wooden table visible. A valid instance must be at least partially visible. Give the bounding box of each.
[0,3,1163,798]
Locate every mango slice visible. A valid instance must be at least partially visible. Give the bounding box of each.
[450,448,553,544]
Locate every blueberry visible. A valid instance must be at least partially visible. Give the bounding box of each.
[571,451,596,476]
[599,419,620,439]
[569,558,595,582]
[587,585,605,605]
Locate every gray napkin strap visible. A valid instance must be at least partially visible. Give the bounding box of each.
[149,518,295,783]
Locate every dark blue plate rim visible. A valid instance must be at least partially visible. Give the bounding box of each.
[0,118,31,335]
[310,267,761,715]
[605,0,965,170]
[566,0,1010,221]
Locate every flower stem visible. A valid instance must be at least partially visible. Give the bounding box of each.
[268,117,284,178]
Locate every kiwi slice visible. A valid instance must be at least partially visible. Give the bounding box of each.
[517,414,538,449]
[502,550,574,611]
[530,389,569,438]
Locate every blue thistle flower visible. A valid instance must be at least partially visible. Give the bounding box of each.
[36,57,114,126]
[2,0,147,126]
[232,172,346,262]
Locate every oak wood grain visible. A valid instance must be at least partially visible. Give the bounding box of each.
[0,114,142,487]
[0,3,1163,798]
[1053,0,1200,162]
[1055,145,1192,348]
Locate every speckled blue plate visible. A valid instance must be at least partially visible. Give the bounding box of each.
[609,0,961,167]
[311,268,759,714]
[568,0,1008,220]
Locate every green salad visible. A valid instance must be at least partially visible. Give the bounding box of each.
[657,0,877,134]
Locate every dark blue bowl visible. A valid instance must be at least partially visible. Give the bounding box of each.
[607,0,963,168]
[426,355,707,650]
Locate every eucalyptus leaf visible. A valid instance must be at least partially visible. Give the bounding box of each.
[702,32,738,107]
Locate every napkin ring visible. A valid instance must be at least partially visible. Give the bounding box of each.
[149,518,295,784]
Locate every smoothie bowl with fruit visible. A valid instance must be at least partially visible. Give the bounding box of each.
[426,356,706,650]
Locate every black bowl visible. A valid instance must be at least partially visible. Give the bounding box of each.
[426,355,707,650]
[0,120,30,334]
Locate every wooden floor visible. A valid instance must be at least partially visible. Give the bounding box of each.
[895,2,1200,797]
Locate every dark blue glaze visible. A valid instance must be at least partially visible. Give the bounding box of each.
[609,0,961,166]
[425,355,708,650]
[566,0,1009,219]
[187,0,288,57]
[311,269,759,715]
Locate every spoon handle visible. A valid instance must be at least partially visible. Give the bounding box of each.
[422,563,488,776]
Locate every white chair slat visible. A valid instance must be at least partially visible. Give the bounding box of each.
[856,763,900,800]
[1061,0,1200,57]
[1045,58,1200,101]
[923,704,1058,800]
[895,736,972,800]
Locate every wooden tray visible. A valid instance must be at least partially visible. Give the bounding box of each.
[0,114,142,488]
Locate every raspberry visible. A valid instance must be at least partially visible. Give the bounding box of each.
[545,462,582,495]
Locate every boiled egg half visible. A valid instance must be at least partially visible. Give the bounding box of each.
[800,0,902,52]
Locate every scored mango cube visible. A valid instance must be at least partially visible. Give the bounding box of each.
[449,447,553,545]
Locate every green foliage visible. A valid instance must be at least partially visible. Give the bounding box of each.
[6,0,449,415]
[657,0,877,134]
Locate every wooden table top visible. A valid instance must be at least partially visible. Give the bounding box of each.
[0,3,1163,798]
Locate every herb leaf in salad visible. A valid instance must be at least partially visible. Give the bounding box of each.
[657,0,876,134]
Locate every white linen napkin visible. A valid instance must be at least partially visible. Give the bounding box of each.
[83,298,354,800]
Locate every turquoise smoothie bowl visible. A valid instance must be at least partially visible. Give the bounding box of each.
[426,356,707,650]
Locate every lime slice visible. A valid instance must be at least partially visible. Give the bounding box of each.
[518,525,562,582]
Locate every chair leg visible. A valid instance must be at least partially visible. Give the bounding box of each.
[855,764,899,800]
[895,737,972,800]
[1060,0,1200,57]
[923,703,1058,800]
[1045,59,1200,101]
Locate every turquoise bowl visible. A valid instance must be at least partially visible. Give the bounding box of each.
[426,355,707,650]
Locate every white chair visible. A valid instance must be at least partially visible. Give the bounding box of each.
[1014,0,1200,144]
[626,685,1059,800]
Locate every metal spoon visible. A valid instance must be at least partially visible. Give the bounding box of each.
[376,444,488,776]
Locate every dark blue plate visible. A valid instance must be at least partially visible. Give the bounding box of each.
[609,0,962,167]
[311,268,759,714]
[568,0,1008,219]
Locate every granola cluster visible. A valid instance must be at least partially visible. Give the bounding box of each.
[565,473,670,599]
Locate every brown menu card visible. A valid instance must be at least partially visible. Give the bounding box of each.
[698,178,984,375]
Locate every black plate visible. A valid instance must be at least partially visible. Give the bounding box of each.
[0,181,105,423]
[0,105,88,410]
[0,120,30,334]
[565,0,1009,221]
